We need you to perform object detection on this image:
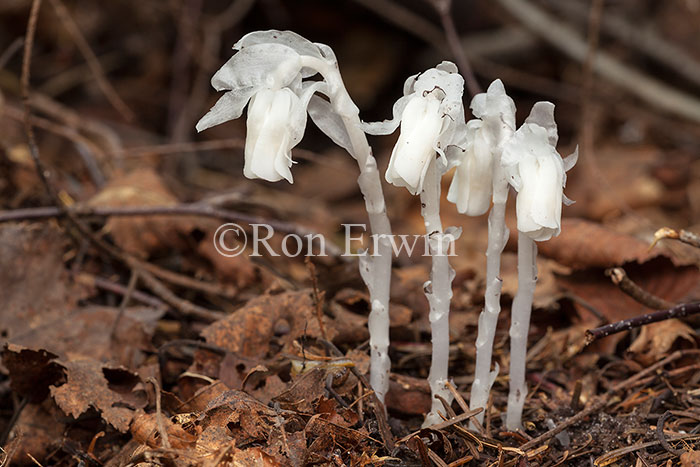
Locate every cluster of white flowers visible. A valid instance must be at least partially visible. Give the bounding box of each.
[197,30,576,429]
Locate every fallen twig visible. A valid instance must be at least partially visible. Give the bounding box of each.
[657,411,686,457]
[147,378,171,449]
[0,203,343,257]
[605,267,674,310]
[651,227,700,250]
[73,272,166,309]
[585,302,700,345]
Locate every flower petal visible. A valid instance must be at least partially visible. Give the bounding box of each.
[525,101,558,146]
[195,87,257,132]
[244,88,300,183]
[563,146,578,172]
[234,30,323,59]
[470,79,516,132]
[447,121,494,215]
[308,95,354,156]
[385,95,443,194]
[211,43,301,91]
[361,94,412,135]
[286,81,325,148]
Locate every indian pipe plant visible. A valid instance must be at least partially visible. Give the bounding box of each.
[197,30,577,429]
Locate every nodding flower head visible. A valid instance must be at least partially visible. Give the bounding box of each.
[196,30,332,183]
[446,79,517,215]
[469,79,516,144]
[501,102,577,241]
[446,119,493,215]
[363,61,466,195]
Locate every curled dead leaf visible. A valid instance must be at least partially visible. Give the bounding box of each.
[538,218,690,269]
[130,412,197,449]
[627,319,697,365]
[201,290,336,358]
[50,359,146,432]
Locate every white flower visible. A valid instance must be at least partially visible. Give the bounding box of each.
[196,30,333,183]
[501,102,577,241]
[363,61,466,194]
[470,79,516,140]
[446,79,516,215]
[446,120,492,215]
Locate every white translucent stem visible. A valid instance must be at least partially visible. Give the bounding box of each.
[469,173,510,427]
[506,232,537,430]
[301,56,393,404]
[420,159,456,427]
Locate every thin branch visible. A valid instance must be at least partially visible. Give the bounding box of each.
[585,301,700,345]
[429,0,481,96]
[147,378,171,449]
[496,0,700,124]
[0,37,24,70]
[0,203,343,257]
[117,138,351,172]
[305,257,328,341]
[73,272,166,309]
[47,0,135,121]
[352,0,445,50]
[651,227,700,250]
[605,267,674,310]
[550,0,700,89]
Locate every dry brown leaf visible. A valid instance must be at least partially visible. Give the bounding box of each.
[130,412,197,449]
[201,290,336,358]
[0,224,83,346]
[627,319,697,364]
[562,258,699,322]
[304,413,366,454]
[272,367,328,413]
[197,229,258,289]
[264,429,307,467]
[10,306,162,367]
[501,253,571,309]
[681,451,700,467]
[317,397,360,428]
[385,374,431,416]
[88,168,195,257]
[50,359,146,432]
[0,224,160,366]
[204,446,281,467]
[196,390,278,456]
[1,345,64,402]
[537,218,671,269]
